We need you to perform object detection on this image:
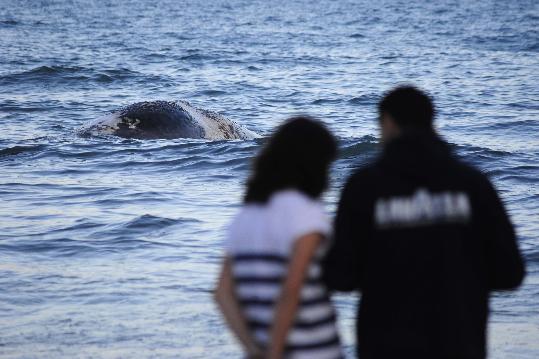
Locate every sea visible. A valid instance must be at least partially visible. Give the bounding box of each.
[0,0,538,357]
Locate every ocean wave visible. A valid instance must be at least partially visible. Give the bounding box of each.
[311,98,342,105]
[488,119,539,129]
[454,143,514,158]
[525,250,539,265]
[0,145,46,158]
[21,65,83,75]
[0,238,99,257]
[0,19,19,25]
[0,216,200,256]
[0,65,80,83]
[0,66,153,86]
[90,215,200,239]
[123,214,195,230]
[523,42,539,52]
[339,136,379,158]
[348,94,379,106]
[195,90,228,97]
[178,53,215,61]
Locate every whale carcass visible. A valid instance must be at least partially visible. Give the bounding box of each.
[79,100,258,140]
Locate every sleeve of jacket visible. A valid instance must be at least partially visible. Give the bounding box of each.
[478,176,526,290]
[322,174,367,292]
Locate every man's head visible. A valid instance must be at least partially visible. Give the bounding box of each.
[378,86,435,143]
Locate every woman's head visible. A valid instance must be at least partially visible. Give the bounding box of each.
[245,116,337,203]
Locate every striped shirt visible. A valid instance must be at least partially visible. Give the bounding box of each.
[225,190,342,359]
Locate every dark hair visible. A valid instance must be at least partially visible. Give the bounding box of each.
[378,86,435,129]
[245,116,337,204]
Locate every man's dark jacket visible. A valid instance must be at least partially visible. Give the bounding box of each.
[322,131,525,359]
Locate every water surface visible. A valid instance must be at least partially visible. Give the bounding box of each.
[0,0,538,357]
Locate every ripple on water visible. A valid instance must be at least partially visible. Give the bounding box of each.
[0,144,46,158]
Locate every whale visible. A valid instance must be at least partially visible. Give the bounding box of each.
[79,100,258,140]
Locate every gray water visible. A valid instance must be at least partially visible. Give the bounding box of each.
[0,0,538,357]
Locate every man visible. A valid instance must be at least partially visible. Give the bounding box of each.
[323,86,525,358]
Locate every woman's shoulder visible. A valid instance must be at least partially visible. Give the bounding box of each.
[270,189,330,238]
[225,204,264,253]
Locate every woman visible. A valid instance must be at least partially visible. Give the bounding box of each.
[214,117,342,358]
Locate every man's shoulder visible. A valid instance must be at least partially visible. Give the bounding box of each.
[346,155,492,190]
[346,162,381,185]
[341,163,385,200]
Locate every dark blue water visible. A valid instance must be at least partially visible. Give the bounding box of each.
[1,0,538,357]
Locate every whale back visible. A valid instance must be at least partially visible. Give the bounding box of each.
[115,101,204,139]
[79,100,257,140]
[175,100,258,140]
